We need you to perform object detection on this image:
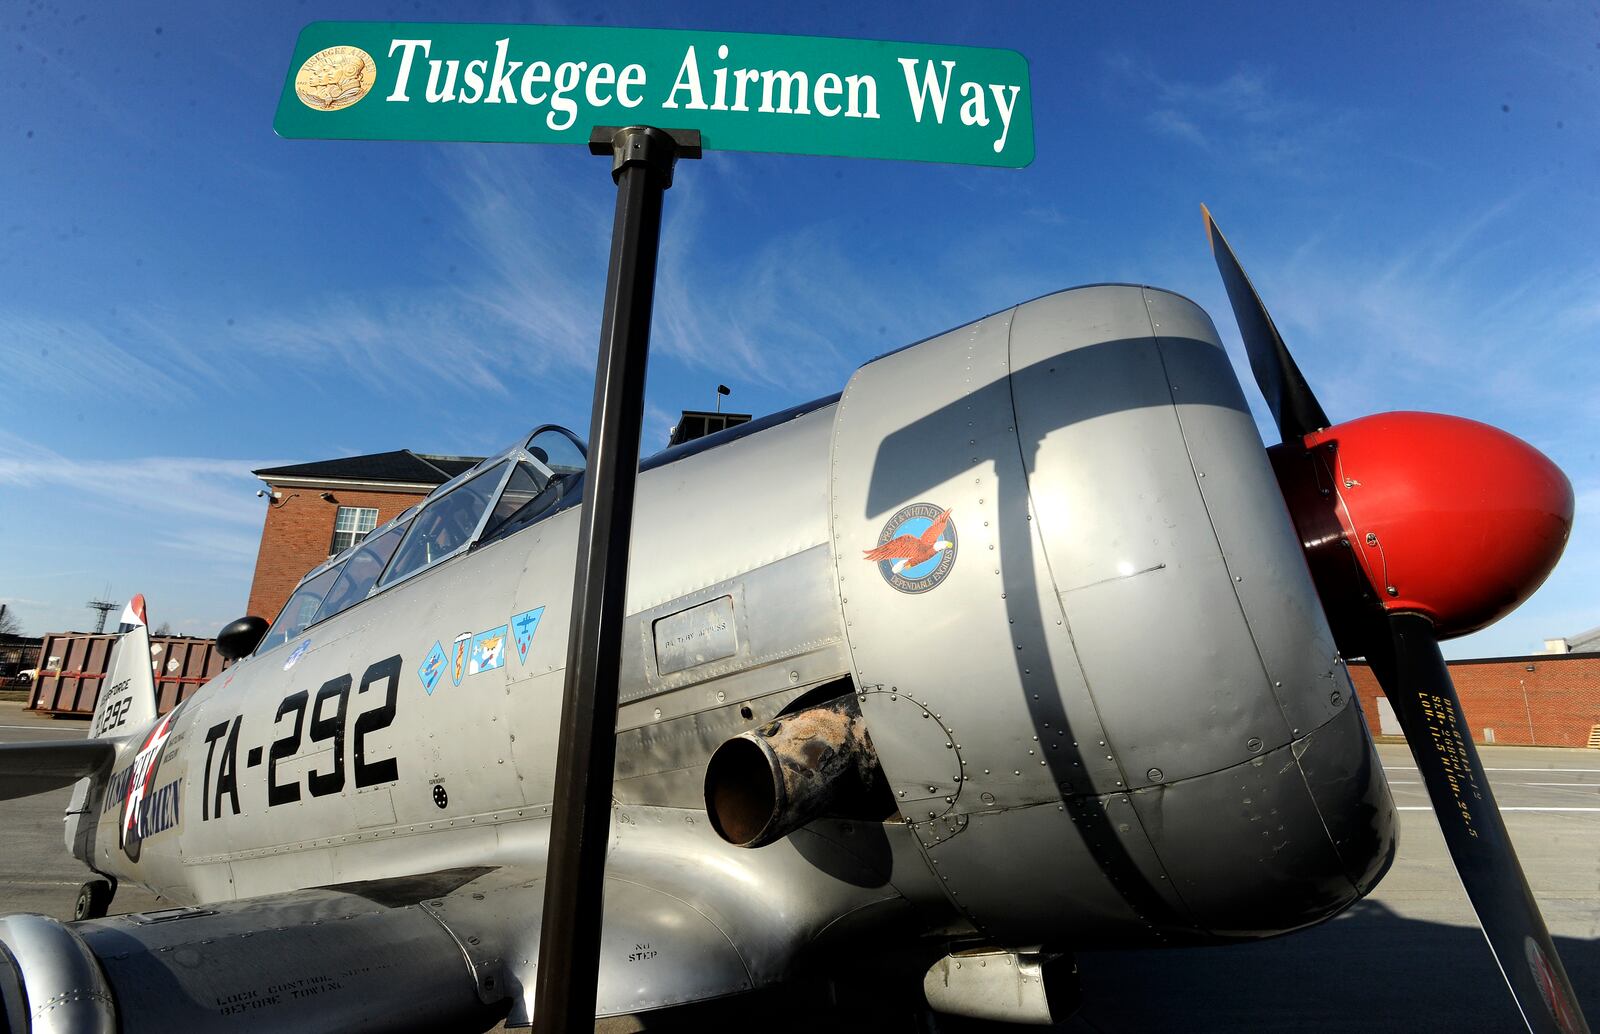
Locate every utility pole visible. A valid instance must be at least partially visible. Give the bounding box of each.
[86,599,119,635]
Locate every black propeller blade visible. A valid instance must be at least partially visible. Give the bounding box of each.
[1201,205,1331,443]
[1369,614,1589,1034]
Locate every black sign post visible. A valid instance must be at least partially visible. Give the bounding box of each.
[533,125,700,1034]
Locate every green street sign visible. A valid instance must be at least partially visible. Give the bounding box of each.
[275,22,1032,168]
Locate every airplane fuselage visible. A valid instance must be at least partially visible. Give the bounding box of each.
[73,284,1398,1000]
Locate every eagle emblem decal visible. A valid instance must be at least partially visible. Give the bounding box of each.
[864,503,958,594]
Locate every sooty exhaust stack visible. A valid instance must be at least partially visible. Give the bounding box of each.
[704,694,882,848]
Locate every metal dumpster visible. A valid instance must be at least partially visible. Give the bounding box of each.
[27,632,226,717]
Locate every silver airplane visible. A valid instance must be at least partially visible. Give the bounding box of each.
[0,212,1587,1034]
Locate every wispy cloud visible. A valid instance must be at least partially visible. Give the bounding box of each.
[0,429,278,528]
[1251,195,1600,433]
[1106,56,1353,171]
[0,311,198,403]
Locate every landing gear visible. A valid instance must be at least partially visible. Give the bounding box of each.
[74,878,114,921]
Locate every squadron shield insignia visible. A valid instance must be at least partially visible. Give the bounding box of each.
[283,638,311,671]
[470,626,508,675]
[450,632,471,687]
[864,503,957,593]
[511,607,545,664]
[417,641,448,695]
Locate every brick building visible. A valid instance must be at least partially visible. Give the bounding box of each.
[1348,652,1600,749]
[245,450,480,621]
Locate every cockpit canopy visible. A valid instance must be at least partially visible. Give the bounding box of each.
[254,424,587,656]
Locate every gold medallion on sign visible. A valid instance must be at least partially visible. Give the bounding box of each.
[294,46,377,111]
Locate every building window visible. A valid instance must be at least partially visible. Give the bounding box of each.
[330,506,379,555]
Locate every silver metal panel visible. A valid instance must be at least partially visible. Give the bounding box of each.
[74,887,492,1034]
[1142,289,1346,740]
[612,683,811,808]
[0,912,116,1034]
[1008,286,1296,788]
[422,870,752,1024]
[622,545,844,703]
[654,595,739,675]
[922,800,1161,948]
[923,951,1062,1025]
[1057,557,1293,786]
[856,688,963,809]
[1124,737,1358,938]
[606,804,926,987]
[626,404,837,614]
[1009,288,1225,592]
[1291,696,1398,894]
[63,776,92,860]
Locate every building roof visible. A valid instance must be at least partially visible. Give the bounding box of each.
[1567,624,1600,653]
[254,451,483,489]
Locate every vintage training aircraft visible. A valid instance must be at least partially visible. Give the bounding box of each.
[0,211,1587,1033]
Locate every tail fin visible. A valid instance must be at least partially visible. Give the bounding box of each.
[117,593,148,634]
[89,616,158,740]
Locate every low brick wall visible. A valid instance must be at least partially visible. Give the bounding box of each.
[1348,652,1600,748]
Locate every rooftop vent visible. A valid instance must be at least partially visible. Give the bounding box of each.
[669,409,752,447]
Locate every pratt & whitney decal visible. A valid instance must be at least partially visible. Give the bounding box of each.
[864,503,957,594]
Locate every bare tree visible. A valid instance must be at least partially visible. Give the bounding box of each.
[153,622,173,637]
[0,605,21,637]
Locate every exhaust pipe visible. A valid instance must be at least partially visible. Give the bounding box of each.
[704,695,880,848]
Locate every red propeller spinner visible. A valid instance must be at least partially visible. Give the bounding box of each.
[1271,411,1573,642]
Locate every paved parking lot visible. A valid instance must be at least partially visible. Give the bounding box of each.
[1064,743,1600,1033]
[2,701,1596,1031]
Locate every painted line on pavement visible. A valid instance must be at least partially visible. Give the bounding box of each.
[1397,806,1600,812]
[1384,767,1600,774]
[1391,779,1599,788]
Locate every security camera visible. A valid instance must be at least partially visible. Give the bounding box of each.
[256,489,266,498]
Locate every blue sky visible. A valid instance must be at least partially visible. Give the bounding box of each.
[1,1,1597,658]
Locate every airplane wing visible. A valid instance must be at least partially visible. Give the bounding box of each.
[2,833,905,1032]
[0,740,115,801]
